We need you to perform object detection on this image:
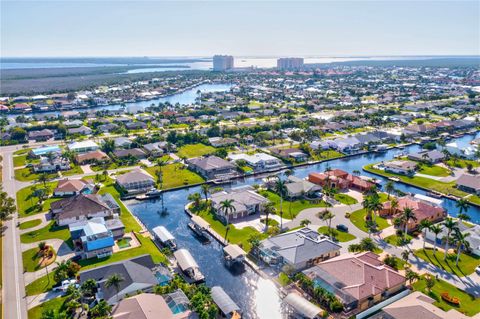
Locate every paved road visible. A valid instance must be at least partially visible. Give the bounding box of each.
[2,144,28,319]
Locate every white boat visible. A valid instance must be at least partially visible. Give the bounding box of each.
[145,188,162,197]
[152,226,177,250]
[174,249,205,283]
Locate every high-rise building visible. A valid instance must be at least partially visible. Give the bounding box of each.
[277,57,304,70]
[213,55,234,71]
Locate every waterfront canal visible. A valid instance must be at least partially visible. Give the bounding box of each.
[127,132,480,318]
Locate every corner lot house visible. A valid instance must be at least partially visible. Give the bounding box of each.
[303,252,405,312]
[115,169,155,194]
[211,187,269,222]
[112,293,194,319]
[258,227,341,271]
[228,152,284,171]
[383,160,417,175]
[79,255,159,304]
[68,140,100,154]
[456,173,480,195]
[187,155,237,179]
[53,178,93,197]
[50,193,120,226]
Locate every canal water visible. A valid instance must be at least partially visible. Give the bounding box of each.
[7,83,233,119]
[127,132,480,318]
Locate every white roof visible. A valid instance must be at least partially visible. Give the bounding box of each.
[284,293,322,319]
[223,244,246,259]
[228,152,279,164]
[414,194,443,206]
[68,140,99,150]
[174,249,199,271]
[152,226,175,243]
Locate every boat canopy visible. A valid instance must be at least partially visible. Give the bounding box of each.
[191,215,210,229]
[223,244,246,260]
[174,249,199,271]
[414,194,443,206]
[284,293,322,319]
[152,226,175,243]
[211,286,241,315]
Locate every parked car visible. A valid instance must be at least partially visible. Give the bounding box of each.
[476,266,480,275]
[336,224,349,232]
[53,279,79,292]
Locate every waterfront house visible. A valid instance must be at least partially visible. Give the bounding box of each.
[211,187,269,222]
[53,178,94,197]
[115,169,155,194]
[456,173,480,194]
[285,176,321,198]
[111,292,193,319]
[28,129,54,141]
[308,169,375,192]
[258,227,341,271]
[228,152,284,172]
[370,291,469,319]
[69,217,118,259]
[379,196,446,231]
[383,160,417,175]
[79,255,159,305]
[186,155,237,179]
[407,149,445,164]
[271,148,308,162]
[50,193,120,226]
[75,150,110,165]
[303,252,405,313]
[68,140,100,154]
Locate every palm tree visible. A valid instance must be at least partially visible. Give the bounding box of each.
[41,309,68,319]
[390,197,399,215]
[321,210,335,240]
[443,217,458,261]
[456,199,469,221]
[188,192,202,209]
[405,269,420,285]
[80,278,97,299]
[369,196,383,225]
[401,207,416,240]
[37,173,48,187]
[419,219,432,249]
[200,184,210,202]
[263,202,276,233]
[274,178,287,230]
[401,250,410,263]
[219,199,236,224]
[385,181,395,199]
[429,224,442,252]
[105,273,124,303]
[90,299,112,318]
[453,229,470,266]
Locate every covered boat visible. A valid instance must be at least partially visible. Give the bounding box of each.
[173,249,204,283]
[211,286,241,318]
[284,293,323,319]
[152,226,177,250]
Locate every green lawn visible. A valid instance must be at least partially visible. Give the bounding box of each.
[334,193,358,205]
[445,158,480,169]
[19,219,42,230]
[384,234,413,246]
[311,150,344,161]
[90,161,135,172]
[14,167,58,182]
[195,206,267,252]
[27,296,67,319]
[145,163,204,190]
[349,208,390,233]
[386,255,406,270]
[318,226,356,242]
[364,164,467,198]
[16,182,59,217]
[78,234,166,269]
[22,246,56,272]
[25,234,166,296]
[278,272,291,286]
[60,165,84,176]
[13,148,31,155]
[414,248,480,277]
[20,221,72,248]
[413,275,480,316]
[176,143,216,159]
[13,154,27,167]
[418,164,451,177]
[260,190,329,219]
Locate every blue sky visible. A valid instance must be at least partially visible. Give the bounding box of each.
[1,1,479,57]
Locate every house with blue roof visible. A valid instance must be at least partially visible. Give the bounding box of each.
[69,217,118,259]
